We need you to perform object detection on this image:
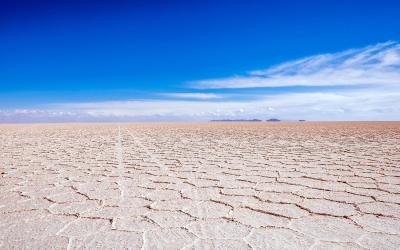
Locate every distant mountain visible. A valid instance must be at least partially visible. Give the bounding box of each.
[266,118,281,122]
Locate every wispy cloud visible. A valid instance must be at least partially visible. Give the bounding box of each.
[161,92,222,99]
[190,41,400,88]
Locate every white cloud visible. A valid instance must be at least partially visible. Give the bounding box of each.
[191,41,400,88]
[2,41,399,122]
[161,92,222,99]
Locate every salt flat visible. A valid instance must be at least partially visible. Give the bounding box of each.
[1,122,400,249]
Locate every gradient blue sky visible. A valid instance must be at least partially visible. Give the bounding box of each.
[1,0,400,121]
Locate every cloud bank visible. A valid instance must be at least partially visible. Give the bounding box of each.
[2,87,399,122]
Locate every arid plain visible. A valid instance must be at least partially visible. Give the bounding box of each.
[1,122,400,249]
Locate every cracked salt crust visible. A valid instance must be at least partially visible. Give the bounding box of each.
[0,122,400,249]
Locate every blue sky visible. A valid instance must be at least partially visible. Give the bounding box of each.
[1,0,400,121]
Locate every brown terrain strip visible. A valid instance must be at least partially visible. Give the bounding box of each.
[0,122,400,249]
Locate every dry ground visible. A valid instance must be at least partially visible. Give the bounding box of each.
[1,122,400,249]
